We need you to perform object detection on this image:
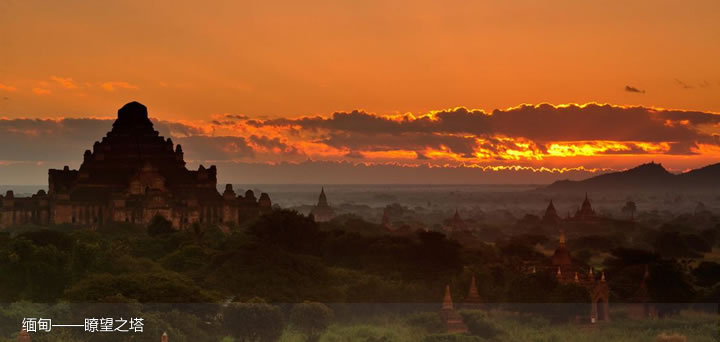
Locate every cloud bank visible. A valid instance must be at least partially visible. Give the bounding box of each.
[1,103,719,184]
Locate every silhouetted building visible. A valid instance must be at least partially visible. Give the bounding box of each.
[310,187,335,222]
[440,285,468,333]
[462,275,483,309]
[627,265,657,319]
[548,232,610,322]
[443,209,467,232]
[542,199,562,224]
[573,193,597,222]
[0,102,271,230]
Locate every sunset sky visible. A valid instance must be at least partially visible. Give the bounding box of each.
[1,0,719,184]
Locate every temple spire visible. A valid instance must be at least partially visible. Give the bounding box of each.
[317,187,328,207]
[442,285,454,310]
[17,328,30,342]
[466,275,481,302]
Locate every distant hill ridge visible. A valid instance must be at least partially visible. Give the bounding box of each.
[544,162,720,192]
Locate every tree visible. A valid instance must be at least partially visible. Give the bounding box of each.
[148,214,174,236]
[549,283,591,322]
[289,302,333,342]
[458,310,503,339]
[505,272,559,317]
[224,300,285,342]
[692,261,720,287]
[621,201,637,221]
[248,210,319,254]
[648,261,696,317]
[653,232,702,259]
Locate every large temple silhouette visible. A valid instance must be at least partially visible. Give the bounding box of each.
[0,102,271,229]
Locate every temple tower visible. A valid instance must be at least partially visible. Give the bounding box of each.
[310,187,335,222]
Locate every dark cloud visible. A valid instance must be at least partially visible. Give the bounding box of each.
[177,136,254,161]
[252,104,720,154]
[154,120,206,138]
[625,85,645,93]
[344,151,365,159]
[0,118,113,162]
[1,103,719,181]
[322,132,479,157]
[210,120,237,126]
[0,117,213,162]
[225,114,249,120]
[248,135,299,155]
[674,78,694,89]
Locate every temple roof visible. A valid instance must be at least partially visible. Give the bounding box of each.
[111,101,155,135]
[542,199,561,223]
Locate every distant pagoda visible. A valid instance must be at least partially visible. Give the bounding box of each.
[310,187,335,222]
[0,102,271,229]
[462,275,483,309]
[542,199,561,224]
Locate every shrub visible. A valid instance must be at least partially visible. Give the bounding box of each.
[223,301,285,342]
[147,215,174,236]
[422,334,486,342]
[458,310,503,340]
[656,333,687,342]
[289,301,334,342]
[405,312,445,334]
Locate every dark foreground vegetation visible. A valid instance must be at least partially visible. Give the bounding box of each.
[0,209,719,341]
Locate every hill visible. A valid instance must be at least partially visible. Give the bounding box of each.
[543,162,720,192]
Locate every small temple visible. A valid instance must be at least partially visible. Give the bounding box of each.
[542,199,562,224]
[443,209,467,232]
[573,193,598,221]
[310,187,335,222]
[0,102,271,230]
[440,285,469,333]
[462,275,483,309]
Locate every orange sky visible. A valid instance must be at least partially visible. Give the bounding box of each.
[1,1,719,183]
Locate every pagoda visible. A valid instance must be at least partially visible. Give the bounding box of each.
[310,187,335,222]
[439,285,468,333]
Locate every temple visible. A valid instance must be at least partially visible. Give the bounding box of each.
[542,199,562,224]
[540,193,600,225]
[310,187,335,222]
[550,231,610,322]
[573,193,598,221]
[443,209,467,232]
[0,102,271,230]
[439,285,468,333]
[462,275,483,309]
